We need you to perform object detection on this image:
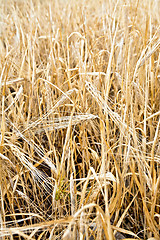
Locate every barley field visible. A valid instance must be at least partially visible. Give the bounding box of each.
[0,0,160,239]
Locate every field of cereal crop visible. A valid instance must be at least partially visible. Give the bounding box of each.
[0,0,160,239]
